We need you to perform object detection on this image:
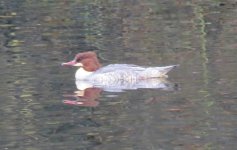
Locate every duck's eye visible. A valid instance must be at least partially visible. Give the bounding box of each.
[75,57,82,62]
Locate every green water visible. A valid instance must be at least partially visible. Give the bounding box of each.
[0,0,237,149]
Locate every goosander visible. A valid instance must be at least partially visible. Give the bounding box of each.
[62,51,178,82]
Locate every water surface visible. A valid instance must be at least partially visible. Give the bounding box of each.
[0,0,237,150]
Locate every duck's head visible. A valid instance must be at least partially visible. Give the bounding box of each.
[62,51,101,71]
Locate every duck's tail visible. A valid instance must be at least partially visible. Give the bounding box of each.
[141,65,179,78]
[157,65,179,76]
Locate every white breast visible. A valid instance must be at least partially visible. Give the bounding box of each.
[75,68,93,80]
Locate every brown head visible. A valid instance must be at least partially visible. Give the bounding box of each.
[62,51,101,71]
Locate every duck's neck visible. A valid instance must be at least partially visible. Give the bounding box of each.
[75,68,93,80]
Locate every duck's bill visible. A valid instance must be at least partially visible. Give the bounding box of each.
[61,60,76,66]
[61,60,83,67]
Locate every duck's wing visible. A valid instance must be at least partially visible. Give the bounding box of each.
[94,64,145,74]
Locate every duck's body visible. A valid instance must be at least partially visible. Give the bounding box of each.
[62,51,178,82]
[76,64,177,82]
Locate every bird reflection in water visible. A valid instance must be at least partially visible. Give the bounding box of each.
[63,87,102,107]
[63,78,178,107]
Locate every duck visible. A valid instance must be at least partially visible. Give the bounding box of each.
[62,51,178,83]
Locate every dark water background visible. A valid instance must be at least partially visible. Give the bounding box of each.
[0,0,237,150]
